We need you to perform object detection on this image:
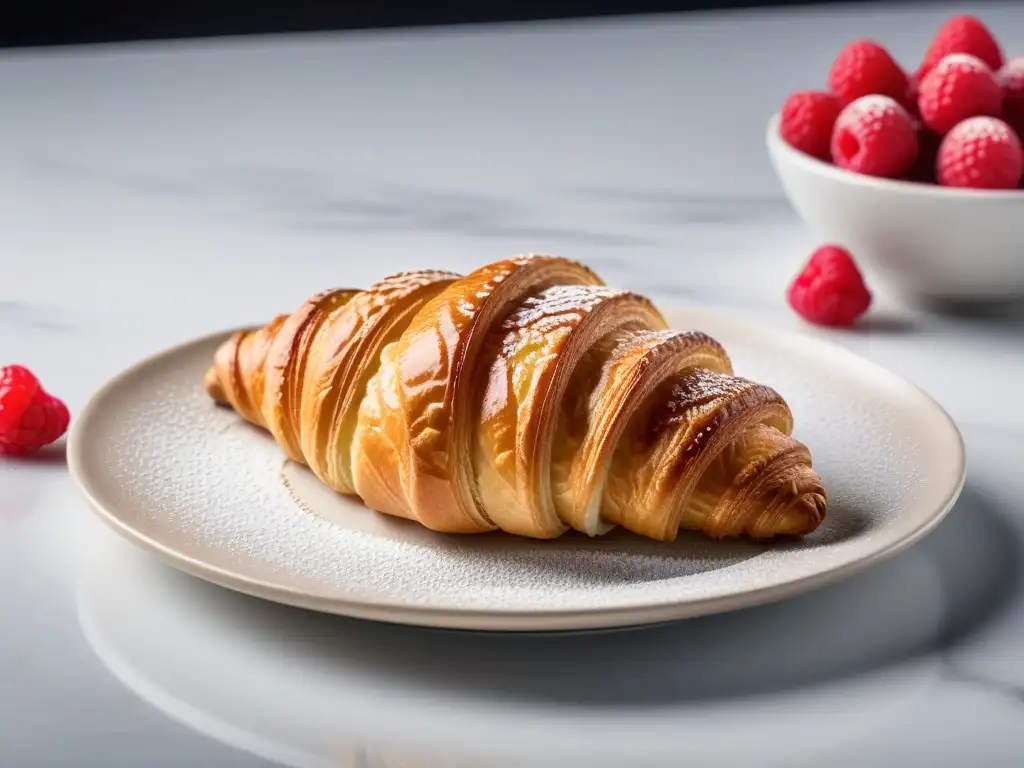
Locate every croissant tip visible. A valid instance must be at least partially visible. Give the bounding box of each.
[768,492,828,538]
[203,367,227,403]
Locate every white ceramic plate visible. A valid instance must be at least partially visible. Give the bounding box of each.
[68,308,965,631]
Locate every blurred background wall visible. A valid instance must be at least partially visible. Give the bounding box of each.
[2,0,934,48]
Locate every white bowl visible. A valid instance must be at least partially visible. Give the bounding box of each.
[766,113,1024,304]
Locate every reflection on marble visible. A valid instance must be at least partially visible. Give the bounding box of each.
[75,464,1021,768]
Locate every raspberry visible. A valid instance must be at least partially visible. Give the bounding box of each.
[831,95,918,178]
[780,91,842,160]
[919,15,1003,79]
[827,39,909,107]
[936,116,1024,190]
[0,365,40,435]
[787,245,872,328]
[0,365,69,456]
[917,54,1002,135]
[997,57,1024,138]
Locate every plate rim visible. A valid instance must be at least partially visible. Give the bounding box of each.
[68,312,967,631]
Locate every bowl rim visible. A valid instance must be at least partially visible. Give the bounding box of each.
[765,112,1024,201]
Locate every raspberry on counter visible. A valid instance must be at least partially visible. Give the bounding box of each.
[787,245,872,328]
[0,365,70,457]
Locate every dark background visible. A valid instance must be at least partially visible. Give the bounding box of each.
[2,0,914,48]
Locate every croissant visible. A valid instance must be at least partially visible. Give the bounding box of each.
[204,255,827,542]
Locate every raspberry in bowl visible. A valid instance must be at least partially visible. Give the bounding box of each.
[766,15,1024,305]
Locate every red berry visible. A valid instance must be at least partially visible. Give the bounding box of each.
[0,365,69,456]
[787,245,872,328]
[0,365,40,435]
[919,15,1003,79]
[0,393,70,457]
[831,95,919,178]
[780,91,842,160]
[918,54,1002,135]
[827,39,909,107]
[936,116,1024,190]
[997,57,1024,138]
[40,394,70,444]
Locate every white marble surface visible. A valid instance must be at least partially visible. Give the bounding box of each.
[2,2,1023,766]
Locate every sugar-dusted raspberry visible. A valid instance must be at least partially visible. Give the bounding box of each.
[919,15,1003,79]
[780,91,843,160]
[917,53,1002,135]
[827,39,909,107]
[936,116,1024,190]
[997,57,1024,139]
[831,95,919,178]
[787,245,872,327]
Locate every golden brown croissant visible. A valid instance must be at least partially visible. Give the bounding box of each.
[204,255,827,541]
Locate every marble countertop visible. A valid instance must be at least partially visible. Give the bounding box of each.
[2,2,1023,766]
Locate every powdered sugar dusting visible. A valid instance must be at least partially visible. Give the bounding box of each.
[847,93,906,119]
[78,313,956,621]
[950,115,1014,142]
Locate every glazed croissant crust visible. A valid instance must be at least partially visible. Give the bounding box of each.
[204,255,827,541]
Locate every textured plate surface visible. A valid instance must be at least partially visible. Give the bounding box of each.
[68,308,965,631]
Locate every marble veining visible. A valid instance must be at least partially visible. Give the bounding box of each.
[0,300,76,333]
[941,665,1024,708]
[565,185,795,224]
[20,156,807,254]
[23,157,660,246]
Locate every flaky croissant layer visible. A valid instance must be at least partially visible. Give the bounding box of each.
[205,255,827,541]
